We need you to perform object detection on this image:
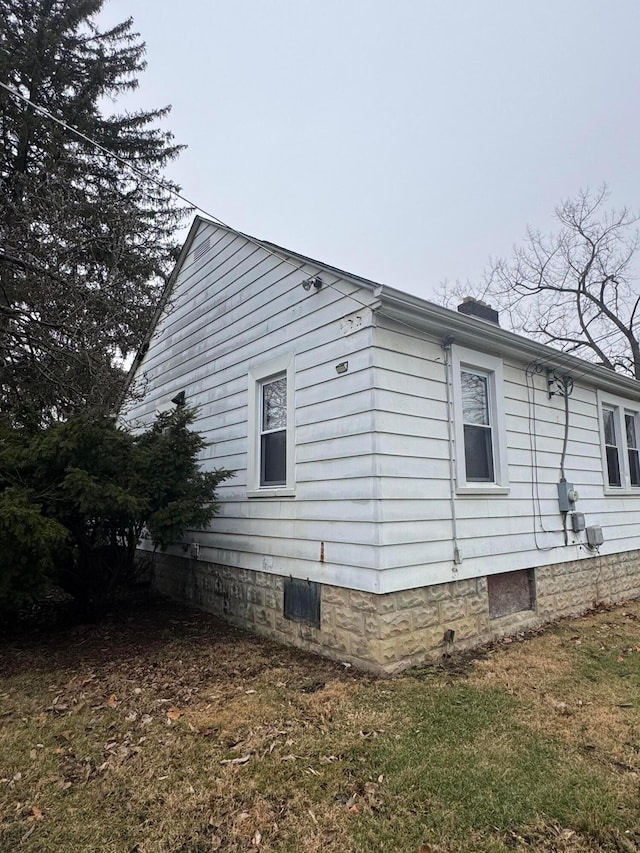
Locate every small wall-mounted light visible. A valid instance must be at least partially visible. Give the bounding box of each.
[335,361,349,374]
[302,276,323,292]
[171,390,186,406]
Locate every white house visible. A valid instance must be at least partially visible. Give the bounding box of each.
[122,216,640,673]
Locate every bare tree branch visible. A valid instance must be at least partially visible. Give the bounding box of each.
[442,186,640,379]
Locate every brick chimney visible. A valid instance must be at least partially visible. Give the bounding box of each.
[457,297,499,325]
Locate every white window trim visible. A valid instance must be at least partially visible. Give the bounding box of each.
[597,391,640,494]
[452,346,509,494]
[247,353,295,497]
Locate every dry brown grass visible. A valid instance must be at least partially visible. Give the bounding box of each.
[0,598,381,852]
[467,601,640,779]
[2,595,640,852]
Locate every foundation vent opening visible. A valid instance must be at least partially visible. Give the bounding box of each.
[284,578,321,628]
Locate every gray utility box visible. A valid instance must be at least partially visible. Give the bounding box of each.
[586,526,604,547]
[571,512,586,532]
[557,481,579,512]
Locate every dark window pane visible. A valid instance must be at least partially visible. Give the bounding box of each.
[261,430,286,485]
[629,449,640,487]
[463,424,494,482]
[461,371,489,425]
[606,446,621,487]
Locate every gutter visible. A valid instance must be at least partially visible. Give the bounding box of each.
[117,213,640,411]
[376,287,640,401]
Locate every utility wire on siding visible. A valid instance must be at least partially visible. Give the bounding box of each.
[525,363,559,551]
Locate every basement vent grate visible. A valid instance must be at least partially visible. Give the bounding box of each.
[193,235,210,261]
[284,578,321,628]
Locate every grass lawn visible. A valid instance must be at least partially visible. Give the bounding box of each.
[2,596,640,852]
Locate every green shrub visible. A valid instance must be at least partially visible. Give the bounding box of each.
[0,487,67,613]
[0,408,232,614]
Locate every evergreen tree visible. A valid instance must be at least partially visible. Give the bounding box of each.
[0,0,187,424]
[0,407,233,615]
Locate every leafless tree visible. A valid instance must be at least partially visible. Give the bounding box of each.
[441,187,640,379]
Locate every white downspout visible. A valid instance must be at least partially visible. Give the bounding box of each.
[442,336,462,568]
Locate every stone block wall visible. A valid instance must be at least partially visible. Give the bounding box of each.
[153,548,640,675]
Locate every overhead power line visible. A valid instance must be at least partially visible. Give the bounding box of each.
[0,81,228,227]
[0,80,388,313]
[1,80,628,387]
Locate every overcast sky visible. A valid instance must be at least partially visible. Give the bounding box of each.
[98,1,640,301]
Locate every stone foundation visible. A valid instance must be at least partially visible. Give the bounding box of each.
[153,549,640,675]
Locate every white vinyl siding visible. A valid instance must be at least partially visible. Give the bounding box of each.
[124,216,640,597]
[123,220,382,592]
[371,320,640,592]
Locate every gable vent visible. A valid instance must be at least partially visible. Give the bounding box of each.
[193,235,210,261]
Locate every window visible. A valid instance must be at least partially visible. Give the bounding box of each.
[598,395,640,492]
[247,354,295,496]
[626,412,640,486]
[603,407,621,487]
[260,375,287,486]
[452,347,508,491]
[461,370,494,482]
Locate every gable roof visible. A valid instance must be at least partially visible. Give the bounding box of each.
[123,215,640,404]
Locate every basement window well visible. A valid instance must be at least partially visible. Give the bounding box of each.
[488,569,536,619]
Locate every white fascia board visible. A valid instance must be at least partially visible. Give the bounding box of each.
[376,290,640,402]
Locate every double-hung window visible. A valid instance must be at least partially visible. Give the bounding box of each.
[625,412,640,486]
[260,375,287,486]
[600,395,640,491]
[247,354,295,496]
[452,347,508,492]
[461,370,494,482]
[603,406,621,487]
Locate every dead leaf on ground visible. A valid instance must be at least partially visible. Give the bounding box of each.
[166,707,184,721]
[106,694,118,708]
[28,806,44,821]
[220,755,250,765]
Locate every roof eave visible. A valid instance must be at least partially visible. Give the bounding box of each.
[377,288,640,401]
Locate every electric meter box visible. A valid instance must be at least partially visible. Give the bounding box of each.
[558,481,579,512]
